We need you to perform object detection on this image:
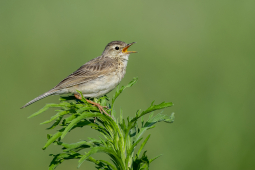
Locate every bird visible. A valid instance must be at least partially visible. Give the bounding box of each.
[21,41,137,116]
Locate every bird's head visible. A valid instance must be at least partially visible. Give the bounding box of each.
[102,41,137,59]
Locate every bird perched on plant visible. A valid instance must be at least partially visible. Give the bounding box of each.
[21,41,137,116]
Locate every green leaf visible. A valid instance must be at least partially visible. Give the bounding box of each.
[149,154,162,163]
[61,112,102,139]
[131,101,173,123]
[78,146,124,169]
[73,119,96,129]
[48,153,66,170]
[28,103,70,118]
[59,95,77,101]
[47,115,64,130]
[86,157,116,170]
[98,160,117,170]
[126,137,143,166]
[40,110,69,124]
[135,112,174,142]
[112,77,138,106]
[100,96,108,107]
[137,135,151,157]
[164,112,175,123]
[43,131,63,150]
[76,105,99,114]
[76,90,88,104]
[88,137,104,145]
[133,151,150,170]
[49,152,82,170]
[61,114,78,126]
[60,141,93,152]
[113,132,119,151]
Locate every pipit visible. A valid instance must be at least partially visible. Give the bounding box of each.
[21,41,137,116]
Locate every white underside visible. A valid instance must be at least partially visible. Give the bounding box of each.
[71,72,122,97]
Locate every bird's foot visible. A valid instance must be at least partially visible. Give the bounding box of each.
[74,94,112,119]
[74,94,82,100]
[74,94,111,118]
[86,99,112,117]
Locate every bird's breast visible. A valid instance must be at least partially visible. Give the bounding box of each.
[69,72,122,98]
[117,59,128,80]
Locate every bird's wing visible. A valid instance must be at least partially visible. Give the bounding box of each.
[53,56,117,90]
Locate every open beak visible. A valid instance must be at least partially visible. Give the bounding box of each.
[122,42,137,54]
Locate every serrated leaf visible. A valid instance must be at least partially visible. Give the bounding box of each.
[76,105,99,114]
[100,96,108,107]
[61,112,102,139]
[128,137,143,157]
[164,112,175,123]
[47,115,64,130]
[73,119,96,129]
[135,112,174,142]
[49,152,82,170]
[131,101,173,123]
[132,151,150,170]
[78,146,123,169]
[99,160,117,170]
[61,114,77,126]
[88,137,104,145]
[112,77,138,106]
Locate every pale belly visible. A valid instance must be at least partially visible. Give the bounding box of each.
[67,72,122,97]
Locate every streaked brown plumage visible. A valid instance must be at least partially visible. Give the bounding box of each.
[21,41,137,110]
[55,56,117,90]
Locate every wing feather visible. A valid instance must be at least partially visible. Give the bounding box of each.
[53,56,117,90]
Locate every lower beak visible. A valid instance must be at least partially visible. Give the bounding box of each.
[122,42,137,54]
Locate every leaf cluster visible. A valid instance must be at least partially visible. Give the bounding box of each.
[28,78,174,170]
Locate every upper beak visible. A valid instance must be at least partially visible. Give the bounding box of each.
[122,42,137,54]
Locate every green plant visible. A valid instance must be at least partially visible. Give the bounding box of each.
[28,78,174,170]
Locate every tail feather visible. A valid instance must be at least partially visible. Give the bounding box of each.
[20,89,57,109]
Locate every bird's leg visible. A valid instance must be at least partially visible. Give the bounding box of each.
[74,94,98,122]
[86,99,112,117]
[74,94,82,100]
[74,94,111,118]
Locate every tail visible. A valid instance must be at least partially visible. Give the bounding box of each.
[20,89,57,109]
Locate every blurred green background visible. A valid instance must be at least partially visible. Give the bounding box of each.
[1,0,255,170]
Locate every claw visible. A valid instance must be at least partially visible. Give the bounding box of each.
[74,94,82,100]
[74,94,111,117]
[74,94,112,119]
[103,106,109,109]
[86,99,112,117]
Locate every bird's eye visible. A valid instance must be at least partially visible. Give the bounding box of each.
[115,46,119,50]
